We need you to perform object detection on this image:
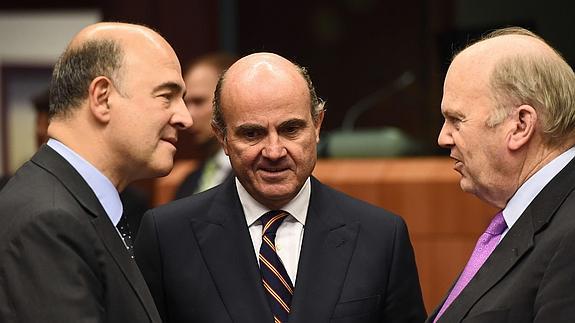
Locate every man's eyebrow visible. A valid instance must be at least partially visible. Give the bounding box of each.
[235,123,266,132]
[279,118,307,128]
[152,81,184,95]
[441,107,464,119]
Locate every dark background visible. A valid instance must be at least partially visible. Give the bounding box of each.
[2,0,574,156]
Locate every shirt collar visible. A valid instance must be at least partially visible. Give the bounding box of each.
[236,177,311,227]
[47,139,123,225]
[503,146,575,229]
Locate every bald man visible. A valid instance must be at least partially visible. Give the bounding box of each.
[428,27,575,322]
[0,22,192,322]
[135,52,425,323]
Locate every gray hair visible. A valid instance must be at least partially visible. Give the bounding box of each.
[49,39,124,119]
[466,27,575,145]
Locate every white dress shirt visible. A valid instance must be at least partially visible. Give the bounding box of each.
[236,177,311,285]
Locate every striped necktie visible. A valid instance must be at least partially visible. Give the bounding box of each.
[259,210,294,323]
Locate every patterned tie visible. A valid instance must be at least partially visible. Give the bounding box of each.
[259,210,294,323]
[116,213,134,258]
[434,211,507,322]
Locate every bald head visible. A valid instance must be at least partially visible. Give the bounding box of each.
[225,52,303,85]
[49,22,177,119]
[212,52,324,136]
[448,27,575,145]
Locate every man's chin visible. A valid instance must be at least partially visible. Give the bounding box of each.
[254,186,298,208]
[458,178,476,194]
[149,160,175,178]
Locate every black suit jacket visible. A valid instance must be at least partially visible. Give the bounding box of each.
[0,145,161,322]
[135,176,425,322]
[428,155,575,322]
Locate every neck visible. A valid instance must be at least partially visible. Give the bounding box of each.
[492,140,573,209]
[48,120,128,191]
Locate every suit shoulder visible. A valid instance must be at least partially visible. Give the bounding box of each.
[0,163,79,214]
[313,180,404,225]
[149,184,221,221]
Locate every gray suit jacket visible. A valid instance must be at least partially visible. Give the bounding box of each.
[428,155,575,322]
[0,145,161,322]
[135,176,426,322]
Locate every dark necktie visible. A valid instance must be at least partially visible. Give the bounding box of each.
[116,213,134,258]
[259,210,294,323]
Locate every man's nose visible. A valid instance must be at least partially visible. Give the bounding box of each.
[172,99,193,130]
[437,122,453,148]
[261,133,287,160]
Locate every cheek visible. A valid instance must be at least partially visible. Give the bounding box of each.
[227,143,259,167]
[291,141,317,166]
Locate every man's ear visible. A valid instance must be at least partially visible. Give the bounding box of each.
[212,122,229,155]
[88,76,112,123]
[508,104,537,151]
[314,109,325,143]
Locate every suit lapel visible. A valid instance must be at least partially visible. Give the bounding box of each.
[32,145,108,217]
[440,214,533,322]
[190,177,272,322]
[289,177,359,323]
[440,155,575,322]
[32,145,161,322]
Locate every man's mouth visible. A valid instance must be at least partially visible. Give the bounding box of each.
[450,155,463,170]
[260,166,288,173]
[161,136,178,146]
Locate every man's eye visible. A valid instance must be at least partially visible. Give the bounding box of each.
[283,126,300,136]
[446,116,462,128]
[241,129,263,140]
[159,93,173,101]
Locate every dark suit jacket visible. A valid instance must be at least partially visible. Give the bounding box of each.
[0,145,161,322]
[428,156,575,322]
[135,176,426,322]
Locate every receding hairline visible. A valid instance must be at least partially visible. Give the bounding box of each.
[212,52,325,135]
[66,22,171,64]
[453,29,558,69]
[221,53,310,98]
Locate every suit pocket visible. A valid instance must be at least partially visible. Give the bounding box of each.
[331,295,380,321]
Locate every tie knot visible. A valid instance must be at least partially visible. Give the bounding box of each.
[260,210,288,236]
[485,211,507,235]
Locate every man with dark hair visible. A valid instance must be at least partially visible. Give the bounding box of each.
[428,27,575,322]
[175,52,238,198]
[0,22,192,322]
[136,52,425,322]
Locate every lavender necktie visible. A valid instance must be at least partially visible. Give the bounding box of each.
[434,211,507,322]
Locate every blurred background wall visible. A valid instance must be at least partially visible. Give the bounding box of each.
[1,0,574,173]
